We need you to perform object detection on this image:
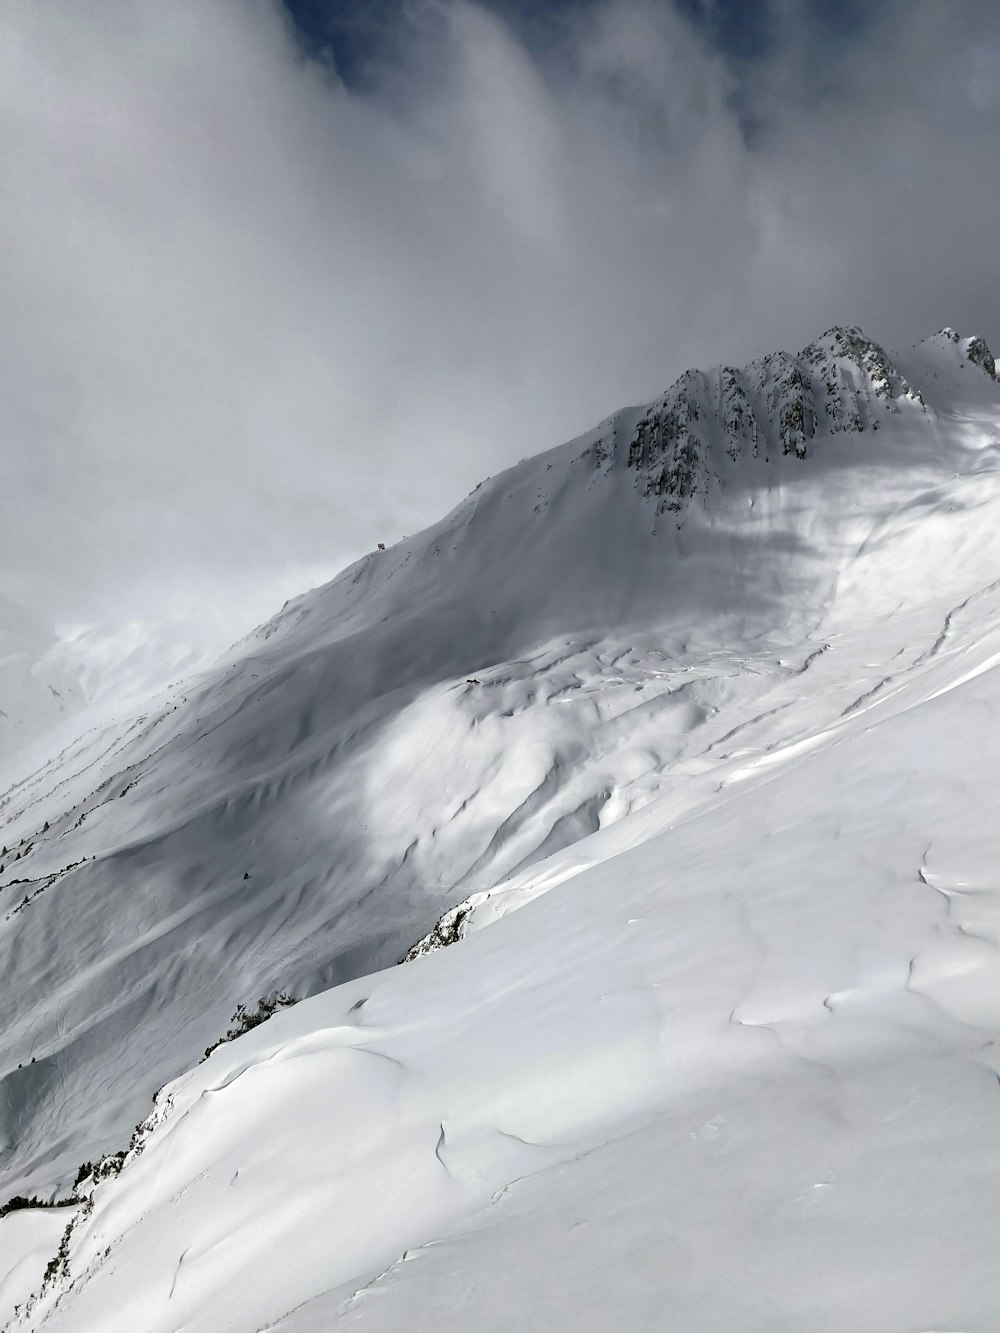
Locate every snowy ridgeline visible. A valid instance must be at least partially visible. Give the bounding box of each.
[2,327,1000,1330]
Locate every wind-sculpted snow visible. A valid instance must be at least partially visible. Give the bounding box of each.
[2,325,1000,1330]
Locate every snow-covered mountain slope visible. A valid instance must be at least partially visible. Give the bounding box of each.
[13,488,1000,1329]
[3,325,1000,1330]
[0,598,84,765]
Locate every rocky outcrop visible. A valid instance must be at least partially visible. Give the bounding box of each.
[623,325,938,513]
[966,335,996,379]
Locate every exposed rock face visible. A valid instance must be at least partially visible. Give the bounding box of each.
[401,901,472,961]
[933,327,996,379]
[966,335,997,379]
[624,325,932,512]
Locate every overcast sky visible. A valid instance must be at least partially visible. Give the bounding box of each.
[3,0,1000,634]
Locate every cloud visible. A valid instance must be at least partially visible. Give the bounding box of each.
[1,0,998,637]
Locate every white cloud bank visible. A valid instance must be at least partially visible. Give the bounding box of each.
[1,0,998,633]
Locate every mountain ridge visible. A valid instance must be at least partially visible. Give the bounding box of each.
[0,321,997,1221]
[5,304,1000,1325]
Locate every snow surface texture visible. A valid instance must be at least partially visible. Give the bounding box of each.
[4,327,1000,1329]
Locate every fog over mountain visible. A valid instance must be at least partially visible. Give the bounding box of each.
[2,0,999,639]
[4,2,1000,1328]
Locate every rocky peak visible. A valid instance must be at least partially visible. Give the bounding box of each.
[928,327,996,379]
[800,326,916,401]
[622,325,929,515]
[966,335,996,379]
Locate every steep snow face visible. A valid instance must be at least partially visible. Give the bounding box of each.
[0,324,997,1232]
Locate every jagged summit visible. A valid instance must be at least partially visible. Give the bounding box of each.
[618,324,996,513]
[933,325,997,377]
